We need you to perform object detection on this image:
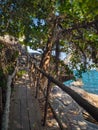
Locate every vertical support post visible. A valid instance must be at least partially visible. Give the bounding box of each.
[34,69,37,88]
[26,52,29,66]
[43,79,51,126]
[35,71,40,99]
[33,64,37,88]
[29,60,32,87]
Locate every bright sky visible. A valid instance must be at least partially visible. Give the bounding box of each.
[27,46,41,54]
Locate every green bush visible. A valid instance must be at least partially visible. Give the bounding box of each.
[17,70,26,77]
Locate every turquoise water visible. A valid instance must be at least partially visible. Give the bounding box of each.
[64,70,98,95]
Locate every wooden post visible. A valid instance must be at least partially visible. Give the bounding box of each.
[29,61,32,87]
[35,71,40,99]
[43,79,51,126]
[34,68,37,87]
[30,64,35,87]
[33,64,37,88]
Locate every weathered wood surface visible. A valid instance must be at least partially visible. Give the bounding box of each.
[0,87,2,128]
[8,56,45,130]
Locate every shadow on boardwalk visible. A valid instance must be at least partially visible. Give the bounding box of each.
[8,56,46,130]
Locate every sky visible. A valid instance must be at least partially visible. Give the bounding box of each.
[27,46,66,60]
[27,46,41,54]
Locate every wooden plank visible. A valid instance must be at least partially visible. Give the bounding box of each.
[27,88,45,130]
[12,79,22,100]
[8,63,46,130]
[8,99,21,130]
[8,85,30,130]
[20,98,30,130]
[0,87,2,128]
[27,98,43,130]
[27,86,38,130]
[19,82,30,130]
[8,82,28,130]
[19,85,27,99]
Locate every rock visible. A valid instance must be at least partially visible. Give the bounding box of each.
[51,86,62,95]
[50,86,98,130]
[71,78,84,87]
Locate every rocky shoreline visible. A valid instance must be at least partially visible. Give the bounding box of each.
[50,85,98,130]
[70,86,98,107]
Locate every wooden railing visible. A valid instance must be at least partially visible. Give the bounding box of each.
[29,54,98,129]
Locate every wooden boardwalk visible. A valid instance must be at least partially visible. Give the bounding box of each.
[8,56,46,130]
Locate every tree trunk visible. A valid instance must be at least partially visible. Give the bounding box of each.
[40,16,58,72]
[55,39,60,76]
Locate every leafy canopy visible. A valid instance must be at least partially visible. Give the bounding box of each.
[0,0,98,71]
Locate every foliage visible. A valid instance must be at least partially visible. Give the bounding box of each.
[6,64,15,75]
[0,68,7,88]
[17,70,26,78]
[0,0,98,75]
[0,42,18,89]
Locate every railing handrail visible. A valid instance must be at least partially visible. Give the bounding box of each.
[34,65,98,122]
[28,52,98,122]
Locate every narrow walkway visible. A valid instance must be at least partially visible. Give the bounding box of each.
[8,55,45,130]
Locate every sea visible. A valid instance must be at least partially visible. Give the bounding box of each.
[64,70,98,95]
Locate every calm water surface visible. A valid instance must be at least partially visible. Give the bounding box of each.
[64,70,98,95]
